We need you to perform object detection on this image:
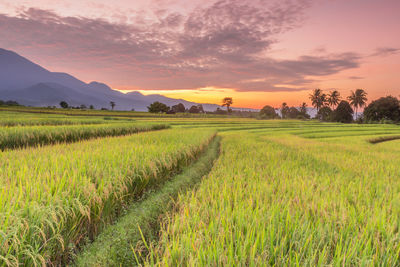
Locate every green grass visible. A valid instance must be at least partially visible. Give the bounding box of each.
[73,136,220,266]
[145,127,400,266]
[0,122,168,150]
[0,128,215,266]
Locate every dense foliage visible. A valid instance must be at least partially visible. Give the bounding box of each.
[147,101,170,113]
[363,96,400,122]
[259,105,278,119]
[331,100,353,123]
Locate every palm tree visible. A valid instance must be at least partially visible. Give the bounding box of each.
[222,97,233,112]
[327,90,341,108]
[110,101,116,110]
[347,89,367,119]
[309,89,327,113]
[299,102,307,114]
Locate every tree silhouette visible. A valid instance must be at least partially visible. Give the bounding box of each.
[309,89,327,113]
[300,102,308,115]
[328,90,341,108]
[222,97,233,112]
[171,103,186,113]
[347,89,367,119]
[280,102,290,119]
[331,100,353,123]
[189,105,200,113]
[59,101,69,109]
[363,96,400,122]
[147,101,169,113]
[110,101,116,110]
[259,105,278,119]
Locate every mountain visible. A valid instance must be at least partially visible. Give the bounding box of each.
[0,48,231,111]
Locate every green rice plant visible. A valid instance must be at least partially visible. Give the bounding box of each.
[0,123,168,150]
[146,129,400,266]
[73,136,220,266]
[0,128,216,266]
[0,111,123,126]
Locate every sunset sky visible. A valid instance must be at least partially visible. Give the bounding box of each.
[0,0,399,108]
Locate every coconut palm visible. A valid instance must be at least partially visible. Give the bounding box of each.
[299,102,307,114]
[309,89,327,113]
[347,89,368,119]
[327,90,341,108]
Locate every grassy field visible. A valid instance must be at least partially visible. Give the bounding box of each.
[1,110,400,266]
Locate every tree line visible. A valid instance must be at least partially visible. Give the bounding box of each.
[259,89,400,123]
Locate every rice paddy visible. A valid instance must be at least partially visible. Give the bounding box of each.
[1,109,400,266]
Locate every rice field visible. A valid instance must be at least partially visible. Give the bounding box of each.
[0,122,169,150]
[1,109,400,266]
[0,111,133,126]
[0,125,215,265]
[145,125,400,266]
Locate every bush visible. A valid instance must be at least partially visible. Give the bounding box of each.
[364,96,400,122]
[331,101,353,123]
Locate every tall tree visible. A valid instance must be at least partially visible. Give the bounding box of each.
[327,90,341,108]
[110,101,116,110]
[222,97,233,112]
[299,102,308,115]
[309,89,327,113]
[280,102,290,119]
[347,89,367,119]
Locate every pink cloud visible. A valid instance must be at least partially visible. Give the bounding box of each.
[0,1,365,92]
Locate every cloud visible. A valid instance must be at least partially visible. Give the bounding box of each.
[348,76,364,80]
[371,47,400,57]
[0,1,361,92]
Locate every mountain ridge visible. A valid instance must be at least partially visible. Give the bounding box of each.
[0,48,254,111]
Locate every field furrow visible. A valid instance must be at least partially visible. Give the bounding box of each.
[74,136,220,267]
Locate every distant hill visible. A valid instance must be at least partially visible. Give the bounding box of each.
[1,48,256,111]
